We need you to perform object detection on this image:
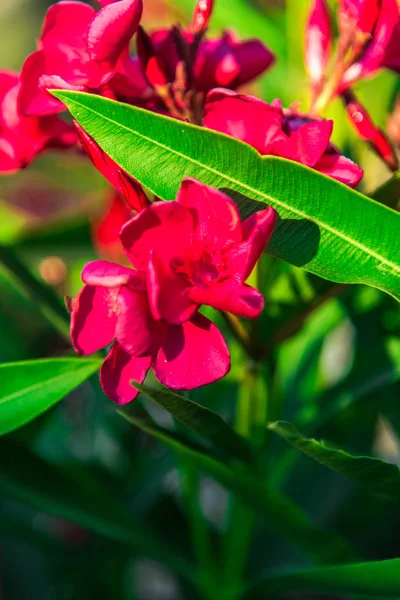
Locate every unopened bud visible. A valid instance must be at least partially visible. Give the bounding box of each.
[305,0,332,87]
[191,0,214,34]
[343,91,399,171]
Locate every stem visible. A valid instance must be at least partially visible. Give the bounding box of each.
[181,465,217,598]
[0,243,70,343]
[221,312,255,359]
[222,364,269,600]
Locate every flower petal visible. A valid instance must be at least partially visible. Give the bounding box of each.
[314,153,363,187]
[120,201,194,271]
[153,313,230,390]
[148,251,197,324]
[115,286,167,357]
[18,52,66,116]
[281,119,333,167]
[177,178,242,245]
[100,342,151,404]
[70,285,118,354]
[88,0,143,65]
[232,207,276,280]
[40,1,96,50]
[188,281,264,318]
[82,260,144,288]
[203,88,284,154]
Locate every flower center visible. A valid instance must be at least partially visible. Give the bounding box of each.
[170,244,229,286]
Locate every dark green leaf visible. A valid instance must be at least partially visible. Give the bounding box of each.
[119,412,356,564]
[0,358,102,436]
[52,91,400,302]
[125,382,252,463]
[248,558,400,598]
[269,421,400,498]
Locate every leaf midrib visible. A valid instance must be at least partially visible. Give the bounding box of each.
[67,96,400,276]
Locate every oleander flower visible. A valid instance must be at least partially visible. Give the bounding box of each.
[71,178,275,403]
[0,70,76,174]
[18,0,143,116]
[120,178,276,323]
[137,1,274,97]
[203,88,363,187]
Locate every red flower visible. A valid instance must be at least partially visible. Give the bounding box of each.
[0,71,76,174]
[137,24,274,96]
[120,179,276,323]
[203,89,363,187]
[71,179,274,403]
[18,0,143,116]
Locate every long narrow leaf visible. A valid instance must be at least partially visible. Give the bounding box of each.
[269,421,400,498]
[125,382,252,463]
[0,358,102,436]
[53,91,400,302]
[119,412,356,564]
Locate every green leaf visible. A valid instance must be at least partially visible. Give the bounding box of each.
[248,558,400,598]
[52,91,400,302]
[124,382,252,463]
[0,358,102,436]
[269,421,400,498]
[119,411,356,564]
[0,437,196,583]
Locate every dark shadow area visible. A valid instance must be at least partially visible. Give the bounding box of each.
[221,186,321,268]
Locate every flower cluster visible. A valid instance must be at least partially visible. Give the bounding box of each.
[70,179,276,403]
[3,0,397,400]
[305,0,400,169]
[306,0,400,107]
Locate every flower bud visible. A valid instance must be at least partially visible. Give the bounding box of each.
[305,0,332,88]
[343,91,399,171]
[191,0,214,34]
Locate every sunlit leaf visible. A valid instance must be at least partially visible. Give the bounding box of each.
[0,358,101,436]
[52,91,400,302]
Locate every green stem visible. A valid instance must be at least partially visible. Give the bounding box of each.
[222,363,269,600]
[181,464,217,599]
[0,243,70,343]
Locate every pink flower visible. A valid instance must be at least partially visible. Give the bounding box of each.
[18,0,143,116]
[305,0,332,92]
[137,25,274,96]
[194,31,275,93]
[340,0,399,87]
[71,179,274,403]
[120,179,276,323]
[0,70,76,174]
[203,89,363,187]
